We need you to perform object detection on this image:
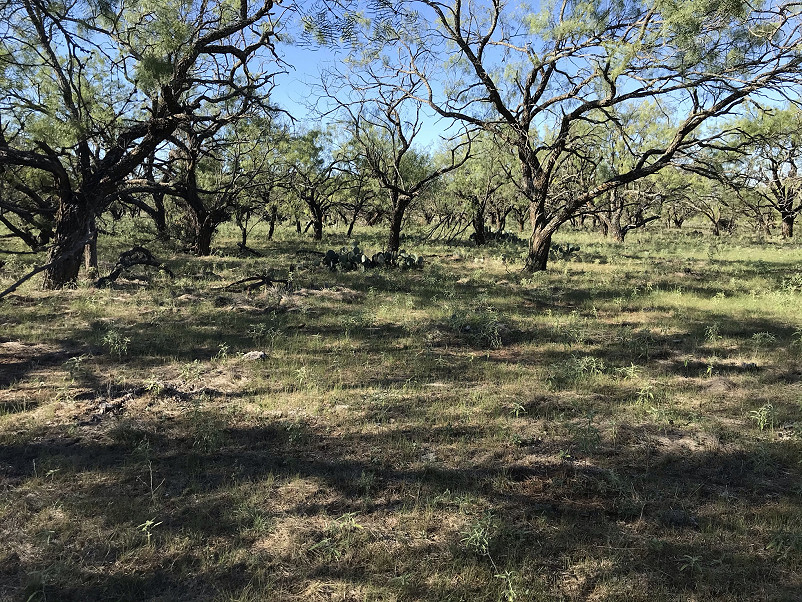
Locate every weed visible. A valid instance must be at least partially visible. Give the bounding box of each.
[572,411,602,454]
[509,402,526,418]
[766,531,802,560]
[495,570,521,602]
[215,342,230,360]
[750,332,776,348]
[244,322,265,344]
[144,374,165,396]
[780,272,802,293]
[180,359,205,383]
[704,322,721,344]
[461,512,495,556]
[191,410,227,452]
[63,354,91,381]
[749,403,775,432]
[284,418,309,443]
[102,327,130,357]
[448,306,504,349]
[617,363,642,379]
[678,554,702,573]
[137,518,162,547]
[307,513,367,561]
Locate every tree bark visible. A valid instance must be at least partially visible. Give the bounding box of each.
[782,213,795,238]
[610,223,626,243]
[472,201,487,245]
[83,214,98,273]
[195,218,215,256]
[525,228,552,272]
[43,194,91,288]
[387,193,410,254]
[267,205,277,240]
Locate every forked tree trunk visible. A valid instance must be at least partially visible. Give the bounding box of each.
[523,189,553,272]
[610,223,626,243]
[311,208,323,240]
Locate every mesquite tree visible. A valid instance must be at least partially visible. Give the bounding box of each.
[0,0,280,287]
[312,0,802,269]
[732,105,802,238]
[320,65,471,254]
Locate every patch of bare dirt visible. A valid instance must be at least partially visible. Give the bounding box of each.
[0,341,85,388]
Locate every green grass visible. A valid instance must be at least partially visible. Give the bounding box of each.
[1,221,801,601]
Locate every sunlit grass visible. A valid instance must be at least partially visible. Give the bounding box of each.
[0,222,801,600]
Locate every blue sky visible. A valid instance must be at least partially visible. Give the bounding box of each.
[270,35,453,149]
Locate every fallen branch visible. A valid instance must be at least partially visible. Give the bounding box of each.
[217,275,289,292]
[95,246,174,287]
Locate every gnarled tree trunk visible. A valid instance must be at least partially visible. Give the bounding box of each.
[43,193,92,288]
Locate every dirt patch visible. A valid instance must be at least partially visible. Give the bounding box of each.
[0,341,85,388]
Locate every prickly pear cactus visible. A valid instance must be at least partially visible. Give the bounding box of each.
[320,245,423,272]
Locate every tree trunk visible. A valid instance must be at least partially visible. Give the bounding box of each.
[497,208,511,233]
[525,228,552,272]
[305,193,324,240]
[346,204,362,237]
[195,218,215,256]
[782,213,794,238]
[43,195,91,289]
[472,206,487,245]
[83,214,98,274]
[151,193,167,234]
[387,194,409,254]
[267,205,277,240]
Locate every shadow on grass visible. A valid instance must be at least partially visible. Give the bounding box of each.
[2,414,800,601]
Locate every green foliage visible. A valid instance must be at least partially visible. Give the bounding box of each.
[102,328,130,358]
[461,512,496,556]
[749,403,775,432]
[137,517,162,547]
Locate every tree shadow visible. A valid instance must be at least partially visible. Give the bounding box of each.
[2,412,800,600]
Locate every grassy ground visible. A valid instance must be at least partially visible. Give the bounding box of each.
[1,222,801,601]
